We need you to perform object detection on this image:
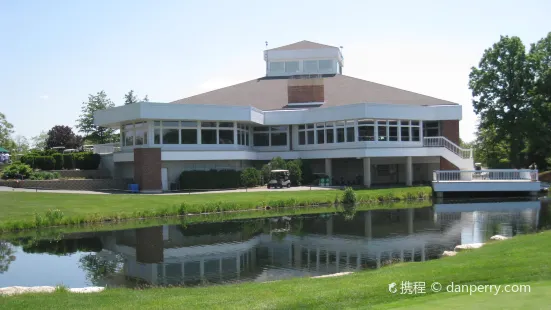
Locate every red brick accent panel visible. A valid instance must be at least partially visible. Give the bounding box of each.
[136,226,164,264]
[440,157,459,170]
[134,148,162,192]
[441,120,460,145]
[288,85,324,103]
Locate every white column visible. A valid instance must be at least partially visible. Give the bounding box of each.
[233,122,238,145]
[325,158,332,180]
[363,157,371,188]
[147,120,155,146]
[406,156,413,186]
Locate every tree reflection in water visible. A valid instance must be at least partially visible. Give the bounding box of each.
[79,253,124,286]
[0,241,16,274]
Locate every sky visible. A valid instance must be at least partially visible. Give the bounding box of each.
[1,0,550,143]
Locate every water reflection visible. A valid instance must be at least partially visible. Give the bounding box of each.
[0,199,548,288]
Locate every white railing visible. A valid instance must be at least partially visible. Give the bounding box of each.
[433,169,539,182]
[93,143,121,154]
[423,136,473,159]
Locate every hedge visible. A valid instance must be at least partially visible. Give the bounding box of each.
[180,170,241,189]
[73,152,101,170]
[20,155,56,170]
[62,154,74,169]
[52,153,63,170]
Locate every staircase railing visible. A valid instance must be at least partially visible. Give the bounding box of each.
[423,137,473,159]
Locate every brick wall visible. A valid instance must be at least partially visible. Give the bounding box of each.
[52,170,108,179]
[288,85,324,103]
[440,157,459,170]
[441,120,460,145]
[0,179,131,190]
[134,148,162,192]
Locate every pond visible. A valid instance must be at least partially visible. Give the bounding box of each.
[0,199,549,288]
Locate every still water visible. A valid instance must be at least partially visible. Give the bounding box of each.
[0,199,549,288]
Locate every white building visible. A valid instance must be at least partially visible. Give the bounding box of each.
[94,40,472,192]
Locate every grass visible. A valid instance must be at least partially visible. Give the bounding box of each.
[0,199,433,240]
[0,186,431,231]
[1,229,550,309]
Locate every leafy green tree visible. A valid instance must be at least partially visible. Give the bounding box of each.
[143,95,149,102]
[0,241,16,274]
[76,91,118,144]
[124,90,139,105]
[46,125,83,149]
[13,135,30,154]
[31,130,48,151]
[0,112,14,151]
[240,167,261,187]
[469,36,532,168]
[269,156,287,170]
[287,159,302,185]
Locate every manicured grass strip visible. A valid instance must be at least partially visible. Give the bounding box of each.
[0,186,431,231]
[0,200,433,240]
[1,230,550,309]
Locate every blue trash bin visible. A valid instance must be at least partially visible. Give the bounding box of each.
[128,184,139,193]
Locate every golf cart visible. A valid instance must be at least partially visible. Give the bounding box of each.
[267,169,291,189]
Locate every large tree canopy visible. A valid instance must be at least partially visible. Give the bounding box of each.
[123,90,138,105]
[0,112,15,152]
[76,91,117,144]
[46,125,83,149]
[469,36,532,168]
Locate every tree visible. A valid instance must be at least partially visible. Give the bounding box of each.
[143,95,149,102]
[46,125,83,149]
[0,241,16,274]
[240,167,261,187]
[469,36,532,168]
[124,90,139,105]
[13,135,30,154]
[76,91,117,144]
[0,112,14,151]
[30,130,48,151]
[287,159,302,186]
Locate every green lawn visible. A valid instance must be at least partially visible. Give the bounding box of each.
[1,230,550,309]
[0,186,431,231]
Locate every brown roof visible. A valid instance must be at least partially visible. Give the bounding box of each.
[170,74,458,110]
[267,40,338,51]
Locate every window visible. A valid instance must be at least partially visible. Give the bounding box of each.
[270,62,284,72]
[316,123,325,144]
[319,60,333,72]
[377,165,390,177]
[304,60,318,73]
[218,129,234,144]
[388,121,398,141]
[358,119,375,141]
[285,61,299,73]
[123,122,149,146]
[181,129,197,144]
[298,124,315,145]
[423,121,440,137]
[346,120,355,142]
[253,133,269,146]
[253,126,287,147]
[325,122,334,143]
[271,126,287,146]
[154,129,161,144]
[163,129,179,144]
[201,129,216,144]
[401,121,411,141]
[377,121,387,141]
[237,124,250,146]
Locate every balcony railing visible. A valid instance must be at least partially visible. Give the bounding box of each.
[433,169,538,182]
[93,143,121,154]
[423,136,473,159]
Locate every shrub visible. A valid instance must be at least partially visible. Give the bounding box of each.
[341,187,357,204]
[1,163,33,179]
[34,156,56,170]
[73,152,101,170]
[240,167,261,188]
[180,169,241,190]
[62,154,74,169]
[52,153,63,170]
[29,171,61,180]
[287,159,302,186]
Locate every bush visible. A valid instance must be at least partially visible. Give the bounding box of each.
[52,153,63,170]
[341,187,357,204]
[29,171,61,180]
[62,154,74,169]
[240,168,261,187]
[34,156,56,170]
[1,163,33,179]
[73,152,100,170]
[287,159,302,186]
[180,170,241,190]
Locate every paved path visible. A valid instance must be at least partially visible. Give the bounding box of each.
[0,185,334,195]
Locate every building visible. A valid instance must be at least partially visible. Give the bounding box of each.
[94,40,473,192]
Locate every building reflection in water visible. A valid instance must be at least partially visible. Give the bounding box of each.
[74,200,541,287]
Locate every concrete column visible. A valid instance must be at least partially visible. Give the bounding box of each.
[406,156,413,186]
[363,157,371,188]
[325,158,332,180]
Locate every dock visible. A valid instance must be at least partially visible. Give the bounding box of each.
[432,169,540,198]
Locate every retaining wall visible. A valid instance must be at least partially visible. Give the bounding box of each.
[0,179,132,191]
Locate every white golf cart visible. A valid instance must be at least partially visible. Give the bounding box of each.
[267,169,291,189]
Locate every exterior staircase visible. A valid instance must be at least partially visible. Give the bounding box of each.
[423,137,474,170]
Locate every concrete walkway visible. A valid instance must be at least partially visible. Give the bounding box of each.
[0,185,334,195]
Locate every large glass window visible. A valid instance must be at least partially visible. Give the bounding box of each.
[218,129,234,144]
[237,124,250,146]
[377,121,387,141]
[270,62,284,73]
[346,120,355,142]
[298,124,315,145]
[316,123,325,144]
[201,129,216,144]
[423,121,440,137]
[154,129,161,144]
[163,129,179,144]
[271,126,287,146]
[319,60,333,72]
[285,61,299,73]
[400,121,411,141]
[358,119,375,141]
[253,133,269,146]
[181,129,197,144]
[325,122,334,143]
[388,121,398,141]
[253,126,287,147]
[304,60,318,73]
